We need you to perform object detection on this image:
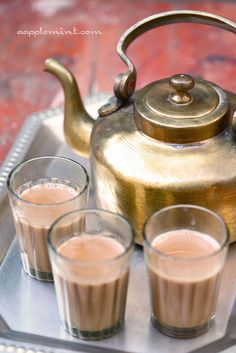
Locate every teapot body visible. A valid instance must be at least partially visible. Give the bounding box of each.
[44,10,236,244]
[91,100,236,244]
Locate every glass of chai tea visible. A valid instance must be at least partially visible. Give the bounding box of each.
[48,209,134,340]
[144,204,229,338]
[7,156,89,281]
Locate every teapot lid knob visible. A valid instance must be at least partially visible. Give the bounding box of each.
[169,74,195,104]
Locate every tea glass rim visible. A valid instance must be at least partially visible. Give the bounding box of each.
[7,155,89,207]
[48,208,135,267]
[143,204,229,263]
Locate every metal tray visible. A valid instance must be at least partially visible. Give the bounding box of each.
[0,96,236,353]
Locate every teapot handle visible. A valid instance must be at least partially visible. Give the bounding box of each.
[99,10,236,116]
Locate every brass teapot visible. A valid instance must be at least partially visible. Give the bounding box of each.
[45,10,236,244]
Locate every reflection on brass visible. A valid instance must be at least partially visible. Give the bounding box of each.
[45,10,236,244]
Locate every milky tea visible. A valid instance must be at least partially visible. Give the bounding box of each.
[48,209,134,340]
[144,205,228,338]
[7,156,88,281]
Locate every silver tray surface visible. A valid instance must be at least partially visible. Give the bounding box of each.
[0,96,236,353]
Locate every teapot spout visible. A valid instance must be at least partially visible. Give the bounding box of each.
[44,58,94,158]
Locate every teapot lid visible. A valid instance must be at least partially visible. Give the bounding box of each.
[134,74,231,143]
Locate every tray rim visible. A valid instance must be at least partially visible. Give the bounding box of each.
[0,105,62,204]
[0,93,110,203]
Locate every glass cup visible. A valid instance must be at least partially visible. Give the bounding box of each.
[48,209,134,340]
[144,204,229,338]
[7,156,89,281]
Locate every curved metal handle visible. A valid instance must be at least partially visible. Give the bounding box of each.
[116,10,236,98]
[98,10,236,117]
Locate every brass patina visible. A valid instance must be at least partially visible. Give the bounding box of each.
[45,10,236,244]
